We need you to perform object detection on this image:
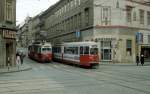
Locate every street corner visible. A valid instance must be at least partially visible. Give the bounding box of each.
[0,64,32,74]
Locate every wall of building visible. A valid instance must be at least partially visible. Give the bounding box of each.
[93,27,137,63]
[0,0,16,67]
[93,0,150,29]
[0,33,6,67]
[43,0,94,42]
[0,0,4,22]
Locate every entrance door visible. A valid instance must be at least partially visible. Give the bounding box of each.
[141,46,150,61]
[101,41,112,61]
[6,43,10,66]
[6,43,13,66]
[103,49,111,60]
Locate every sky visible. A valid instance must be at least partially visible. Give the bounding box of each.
[16,0,59,25]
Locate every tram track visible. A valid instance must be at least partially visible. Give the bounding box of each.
[44,62,150,94]
[25,58,150,94]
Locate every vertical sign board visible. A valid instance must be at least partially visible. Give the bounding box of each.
[75,30,80,38]
[136,32,143,44]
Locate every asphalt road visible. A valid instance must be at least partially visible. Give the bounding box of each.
[0,57,150,94]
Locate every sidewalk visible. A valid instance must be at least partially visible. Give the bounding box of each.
[0,63,32,74]
[100,62,150,66]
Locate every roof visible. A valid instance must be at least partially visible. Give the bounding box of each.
[55,41,98,47]
[29,42,52,47]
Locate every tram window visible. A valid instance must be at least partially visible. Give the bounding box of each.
[38,48,41,53]
[64,47,67,53]
[64,47,78,54]
[34,46,39,53]
[90,48,98,55]
[74,47,78,55]
[53,47,60,53]
[42,48,46,51]
[84,46,89,54]
[80,47,83,54]
[57,47,61,53]
[42,48,51,52]
[64,47,71,54]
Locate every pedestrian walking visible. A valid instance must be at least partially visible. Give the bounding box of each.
[20,52,25,65]
[136,55,139,66]
[16,53,21,70]
[140,54,144,66]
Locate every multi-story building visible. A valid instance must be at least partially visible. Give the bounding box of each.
[34,0,150,63]
[18,13,47,47]
[17,16,33,47]
[0,0,17,67]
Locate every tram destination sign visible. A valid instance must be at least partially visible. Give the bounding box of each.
[2,29,16,39]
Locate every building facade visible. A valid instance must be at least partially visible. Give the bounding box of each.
[17,16,33,47]
[0,0,16,67]
[29,0,150,63]
[18,14,45,47]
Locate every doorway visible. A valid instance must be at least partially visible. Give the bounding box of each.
[6,43,12,66]
[101,41,112,61]
[141,46,150,61]
[102,49,111,60]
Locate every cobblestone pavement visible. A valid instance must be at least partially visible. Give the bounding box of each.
[0,57,150,94]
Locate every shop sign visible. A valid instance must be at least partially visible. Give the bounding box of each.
[2,29,16,39]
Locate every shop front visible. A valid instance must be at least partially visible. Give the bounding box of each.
[0,28,16,67]
[140,45,150,62]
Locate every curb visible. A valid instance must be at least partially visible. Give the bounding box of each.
[0,67,32,74]
[100,63,150,66]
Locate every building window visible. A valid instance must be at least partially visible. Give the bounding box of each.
[147,11,150,25]
[139,9,144,24]
[85,8,89,26]
[74,0,77,7]
[74,15,77,29]
[126,40,132,56]
[101,6,111,25]
[6,0,13,22]
[148,35,150,43]
[126,6,132,23]
[70,1,73,9]
[133,11,136,21]
[77,0,81,5]
[71,17,73,30]
[78,13,82,28]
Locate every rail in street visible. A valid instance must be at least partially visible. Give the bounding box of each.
[0,57,150,94]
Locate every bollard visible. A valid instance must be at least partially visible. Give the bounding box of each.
[8,63,10,71]
[17,64,20,71]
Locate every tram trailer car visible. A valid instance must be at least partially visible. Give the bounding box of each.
[53,42,100,68]
[28,42,52,63]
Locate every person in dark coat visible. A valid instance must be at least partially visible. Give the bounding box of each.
[136,55,139,66]
[140,54,144,66]
[20,52,25,65]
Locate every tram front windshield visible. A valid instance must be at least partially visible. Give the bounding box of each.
[90,48,98,55]
[42,47,51,53]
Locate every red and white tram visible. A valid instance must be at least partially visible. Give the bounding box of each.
[53,42,100,68]
[28,42,52,62]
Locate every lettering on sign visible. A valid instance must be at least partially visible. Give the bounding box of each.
[2,29,16,39]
